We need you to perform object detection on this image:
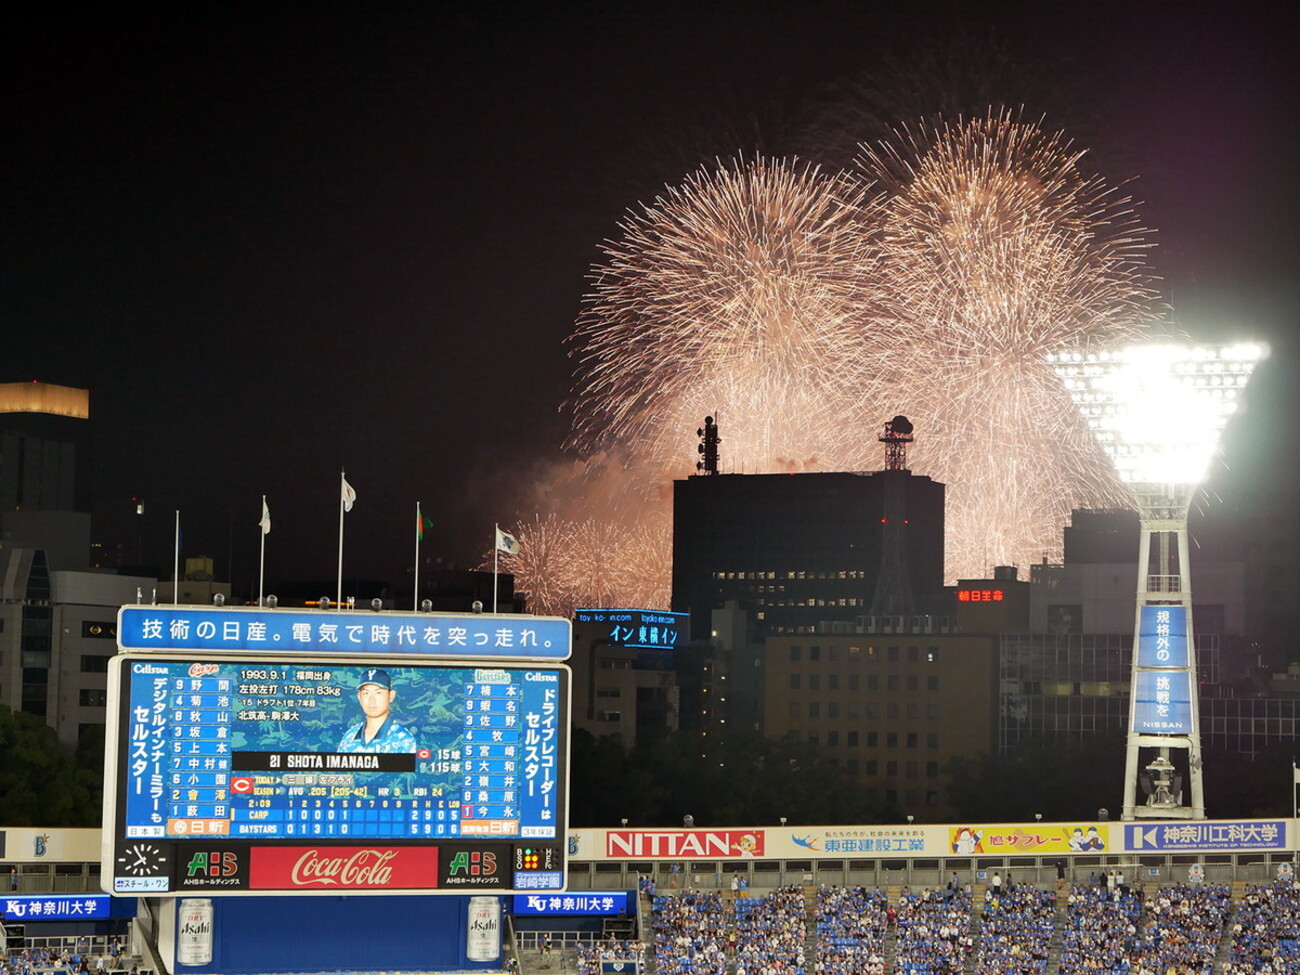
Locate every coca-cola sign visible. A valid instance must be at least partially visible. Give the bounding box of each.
[249,846,439,890]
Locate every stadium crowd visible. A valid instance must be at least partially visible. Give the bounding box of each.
[650,890,728,975]
[814,884,888,975]
[575,939,647,975]
[1224,880,1300,975]
[732,885,807,975]
[891,884,973,974]
[973,880,1055,975]
[641,875,1300,975]
[1129,882,1230,974]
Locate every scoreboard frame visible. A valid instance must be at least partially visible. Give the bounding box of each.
[101,627,571,897]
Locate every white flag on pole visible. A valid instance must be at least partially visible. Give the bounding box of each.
[495,527,520,555]
[1294,764,1300,785]
[341,476,357,513]
[259,498,272,535]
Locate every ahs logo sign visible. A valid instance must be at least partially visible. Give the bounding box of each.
[449,851,498,877]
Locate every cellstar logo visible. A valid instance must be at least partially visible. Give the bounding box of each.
[606,830,764,858]
[249,846,439,890]
[449,850,498,877]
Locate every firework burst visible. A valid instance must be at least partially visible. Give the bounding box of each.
[859,111,1163,573]
[510,112,1163,609]
[567,155,886,477]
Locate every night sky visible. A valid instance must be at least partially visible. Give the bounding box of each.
[5,2,1296,594]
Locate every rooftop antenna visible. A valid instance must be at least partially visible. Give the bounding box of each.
[870,415,916,618]
[696,415,721,475]
[879,415,913,471]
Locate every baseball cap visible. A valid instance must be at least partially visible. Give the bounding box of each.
[356,668,392,690]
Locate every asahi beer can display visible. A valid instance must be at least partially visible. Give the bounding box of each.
[176,898,214,966]
[466,895,501,961]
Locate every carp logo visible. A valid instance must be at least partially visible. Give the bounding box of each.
[188,663,220,678]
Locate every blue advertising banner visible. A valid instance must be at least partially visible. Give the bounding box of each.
[513,891,630,915]
[1132,671,1194,734]
[0,895,128,920]
[1126,820,1287,851]
[119,607,571,660]
[574,610,686,650]
[1136,605,1189,668]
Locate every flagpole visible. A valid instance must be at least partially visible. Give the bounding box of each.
[173,510,181,606]
[258,495,267,608]
[337,470,346,609]
[414,502,422,612]
[493,523,500,614]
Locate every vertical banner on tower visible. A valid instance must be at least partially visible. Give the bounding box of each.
[1132,605,1194,733]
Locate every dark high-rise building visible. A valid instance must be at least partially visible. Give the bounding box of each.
[0,381,91,514]
[671,470,945,639]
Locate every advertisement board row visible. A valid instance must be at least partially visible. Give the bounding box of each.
[566,818,1293,861]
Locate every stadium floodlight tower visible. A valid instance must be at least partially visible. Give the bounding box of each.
[1050,342,1268,821]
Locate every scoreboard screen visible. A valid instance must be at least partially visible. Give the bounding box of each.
[103,653,568,895]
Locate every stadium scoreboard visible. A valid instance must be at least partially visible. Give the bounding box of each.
[102,606,571,896]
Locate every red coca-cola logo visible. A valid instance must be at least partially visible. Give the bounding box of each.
[249,846,438,890]
[291,848,396,886]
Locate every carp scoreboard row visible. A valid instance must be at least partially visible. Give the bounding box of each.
[102,651,569,895]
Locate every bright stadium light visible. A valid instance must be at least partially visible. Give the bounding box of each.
[1049,343,1267,485]
[1051,341,1267,821]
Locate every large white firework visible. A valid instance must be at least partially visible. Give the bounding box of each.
[567,155,886,476]
[860,112,1162,575]
[506,113,1163,611]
